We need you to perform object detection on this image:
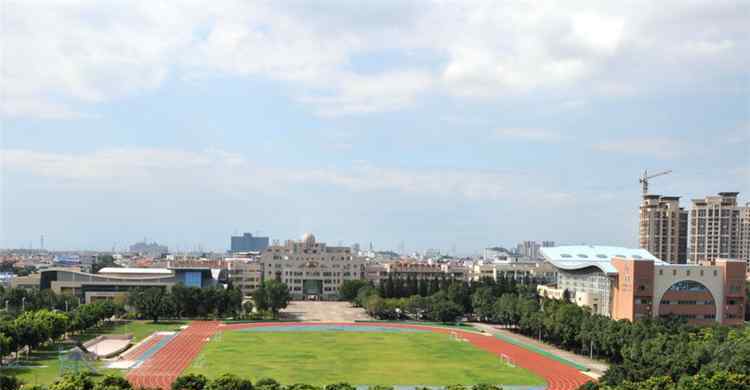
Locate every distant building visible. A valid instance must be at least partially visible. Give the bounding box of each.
[129,241,168,257]
[53,254,81,267]
[517,241,541,259]
[13,264,226,303]
[258,233,364,300]
[639,195,688,264]
[230,233,269,253]
[472,261,556,283]
[540,245,746,326]
[369,261,469,283]
[225,258,263,297]
[689,192,749,266]
[541,241,555,248]
[483,247,515,262]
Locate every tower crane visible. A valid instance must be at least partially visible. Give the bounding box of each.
[639,169,672,195]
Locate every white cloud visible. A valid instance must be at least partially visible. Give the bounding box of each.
[2,1,747,119]
[593,136,689,159]
[2,147,569,203]
[494,128,562,142]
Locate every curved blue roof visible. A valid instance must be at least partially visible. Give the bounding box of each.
[541,245,665,275]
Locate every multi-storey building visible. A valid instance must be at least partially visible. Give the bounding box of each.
[540,245,746,326]
[740,206,750,270]
[639,195,688,264]
[365,261,471,285]
[258,233,365,300]
[688,192,748,265]
[230,233,270,253]
[472,261,557,283]
[225,258,263,297]
[516,241,540,259]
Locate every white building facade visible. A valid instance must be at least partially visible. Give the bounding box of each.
[258,233,365,300]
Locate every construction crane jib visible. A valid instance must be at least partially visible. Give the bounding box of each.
[639,169,672,195]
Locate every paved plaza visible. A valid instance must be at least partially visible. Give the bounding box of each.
[279,301,372,322]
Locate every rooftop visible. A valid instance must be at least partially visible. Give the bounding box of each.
[97,267,172,275]
[541,245,666,275]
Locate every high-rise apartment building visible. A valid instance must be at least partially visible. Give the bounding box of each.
[688,192,749,265]
[740,206,750,268]
[639,195,688,264]
[517,241,541,259]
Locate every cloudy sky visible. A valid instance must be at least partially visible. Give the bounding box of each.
[1,1,749,253]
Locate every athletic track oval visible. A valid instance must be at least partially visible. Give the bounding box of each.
[126,321,592,390]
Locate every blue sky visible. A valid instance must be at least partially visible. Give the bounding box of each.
[1,1,749,253]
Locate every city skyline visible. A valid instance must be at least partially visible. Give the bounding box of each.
[1,1,748,253]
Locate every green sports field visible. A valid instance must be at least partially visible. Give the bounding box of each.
[186,331,545,386]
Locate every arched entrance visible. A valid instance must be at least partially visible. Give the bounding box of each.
[657,280,717,323]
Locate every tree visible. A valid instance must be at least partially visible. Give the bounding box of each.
[384,276,394,298]
[354,286,378,308]
[446,282,472,314]
[172,374,208,390]
[254,378,280,390]
[430,300,462,323]
[471,287,496,322]
[286,385,321,390]
[171,284,199,318]
[207,374,252,390]
[92,255,119,274]
[252,284,269,312]
[50,373,94,390]
[128,287,174,323]
[0,375,22,390]
[252,280,290,318]
[338,280,368,302]
[0,333,12,366]
[323,384,355,390]
[417,279,428,297]
[242,301,254,315]
[95,375,132,390]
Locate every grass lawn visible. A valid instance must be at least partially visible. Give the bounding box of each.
[1,320,187,386]
[185,331,545,386]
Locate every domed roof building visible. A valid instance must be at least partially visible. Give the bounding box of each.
[258,232,365,300]
[302,233,316,246]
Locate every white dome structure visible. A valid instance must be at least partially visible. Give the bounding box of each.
[302,232,316,245]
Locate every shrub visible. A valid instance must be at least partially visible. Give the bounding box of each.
[172,374,209,390]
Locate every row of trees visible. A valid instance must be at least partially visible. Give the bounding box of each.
[0,287,80,315]
[171,374,507,390]
[0,373,139,390]
[364,275,541,301]
[0,300,122,365]
[344,277,536,323]
[583,371,750,390]
[127,285,242,322]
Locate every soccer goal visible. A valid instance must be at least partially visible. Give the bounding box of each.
[499,353,515,368]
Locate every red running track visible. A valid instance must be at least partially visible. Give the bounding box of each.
[121,334,166,361]
[127,321,221,390]
[127,321,592,390]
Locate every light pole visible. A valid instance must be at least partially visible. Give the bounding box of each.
[21,297,26,312]
[65,300,69,312]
